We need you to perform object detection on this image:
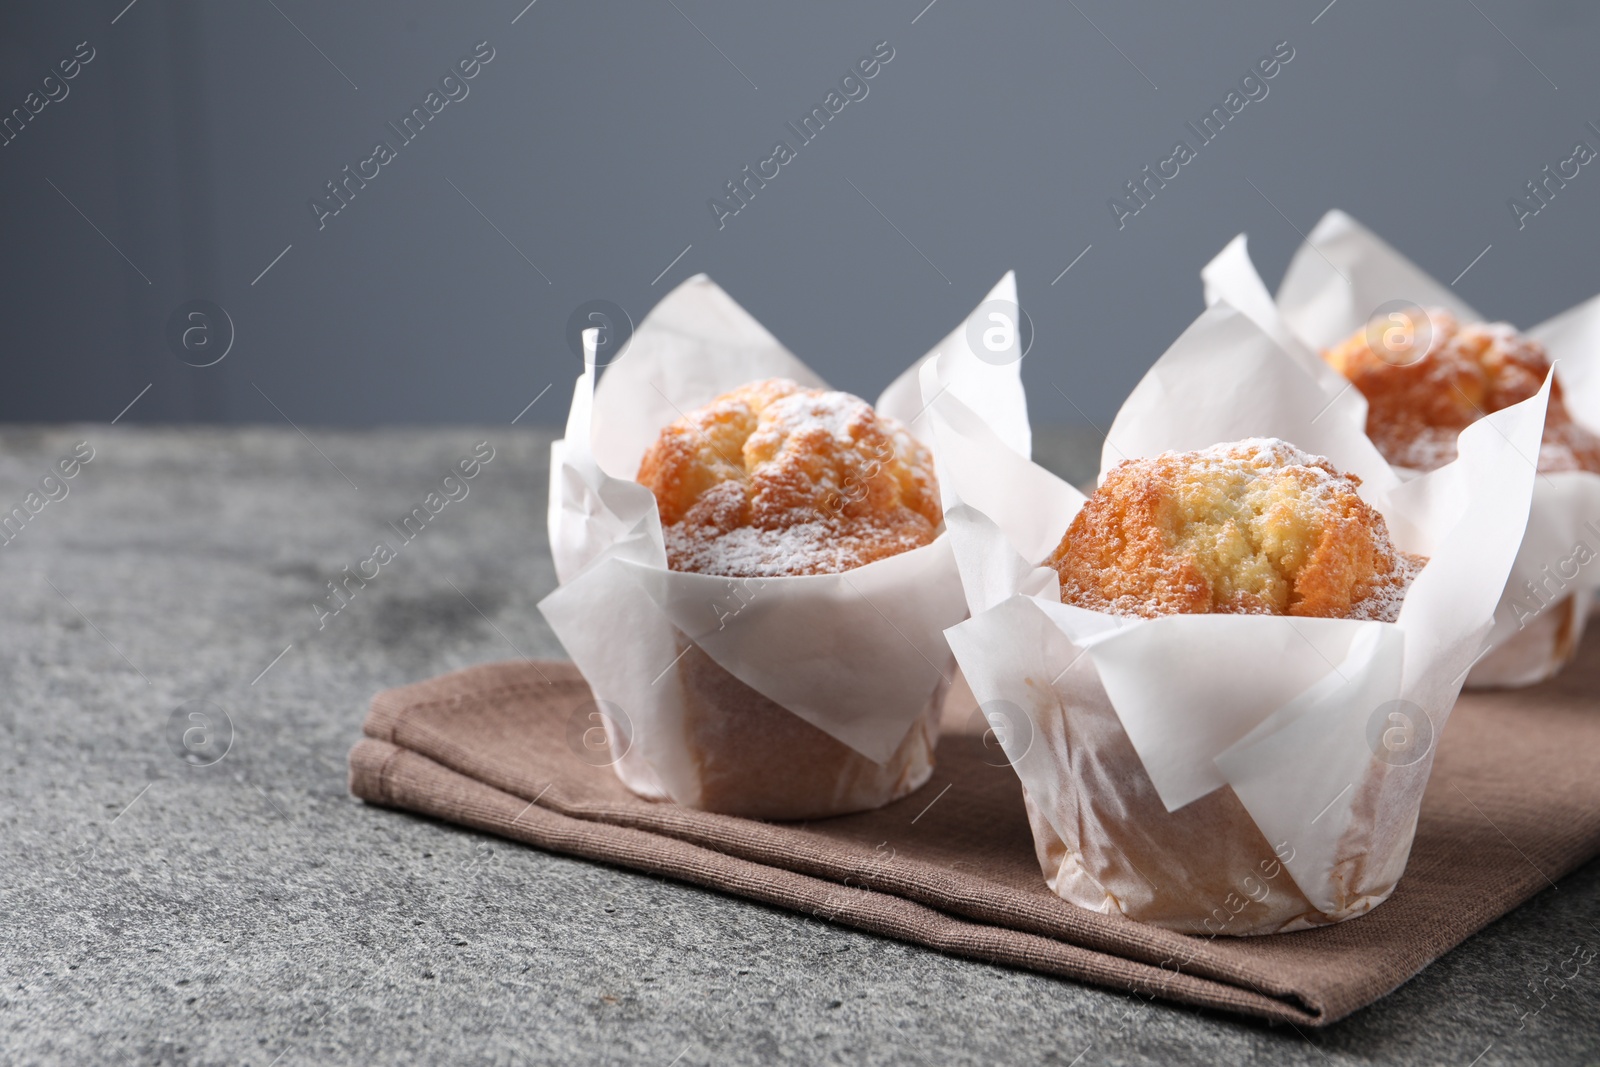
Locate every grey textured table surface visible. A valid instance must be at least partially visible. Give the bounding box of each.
[2,426,1597,1067]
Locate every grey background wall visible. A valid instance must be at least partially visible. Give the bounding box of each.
[2,0,1597,427]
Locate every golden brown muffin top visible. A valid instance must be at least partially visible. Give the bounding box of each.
[1047,439,1423,620]
[636,378,941,577]
[1322,308,1600,473]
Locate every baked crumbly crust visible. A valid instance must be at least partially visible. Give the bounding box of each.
[637,378,941,576]
[1323,309,1600,474]
[1047,438,1423,620]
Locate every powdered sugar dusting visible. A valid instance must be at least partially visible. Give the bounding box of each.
[1193,437,1424,623]
[665,520,931,578]
[643,379,942,577]
[1060,437,1425,622]
[757,390,872,441]
[1188,437,1338,476]
[1346,551,1425,622]
[1384,430,1461,473]
[1185,437,1356,505]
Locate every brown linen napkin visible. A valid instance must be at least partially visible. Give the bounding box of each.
[348,634,1600,1027]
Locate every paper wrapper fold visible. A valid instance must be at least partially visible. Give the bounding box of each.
[539,273,1026,818]
[1203,210,1600,687]
[930,300,1548,933]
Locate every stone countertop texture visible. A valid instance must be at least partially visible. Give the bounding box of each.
[1,425,1596,1066]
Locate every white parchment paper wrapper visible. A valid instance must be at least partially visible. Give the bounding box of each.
[538,273,1027,815]
[1202,210,1600,687]
[929,300,1549,933]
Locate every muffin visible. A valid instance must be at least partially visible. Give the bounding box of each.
[1323,309,1600,475]
[634,378,944,818]
[981,442,1433,932]
[929,280,1546,932]
[639,378,941,576]
[1046,438,1424,621]
[1325,311,1600,686]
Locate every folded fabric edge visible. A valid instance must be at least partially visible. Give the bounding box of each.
[362,660,589,744]
[346,736,1330,1027]
[359,662,1271,995]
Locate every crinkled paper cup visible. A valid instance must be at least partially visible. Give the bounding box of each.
[670,630,943,819]
[538,273,1029,819]
[1202,210,1600,688]
[927,300,1547,932]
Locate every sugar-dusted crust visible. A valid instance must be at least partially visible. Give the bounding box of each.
[1047,438,1424,620]
[1322,309,1600,474]
[636,379,941,577]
